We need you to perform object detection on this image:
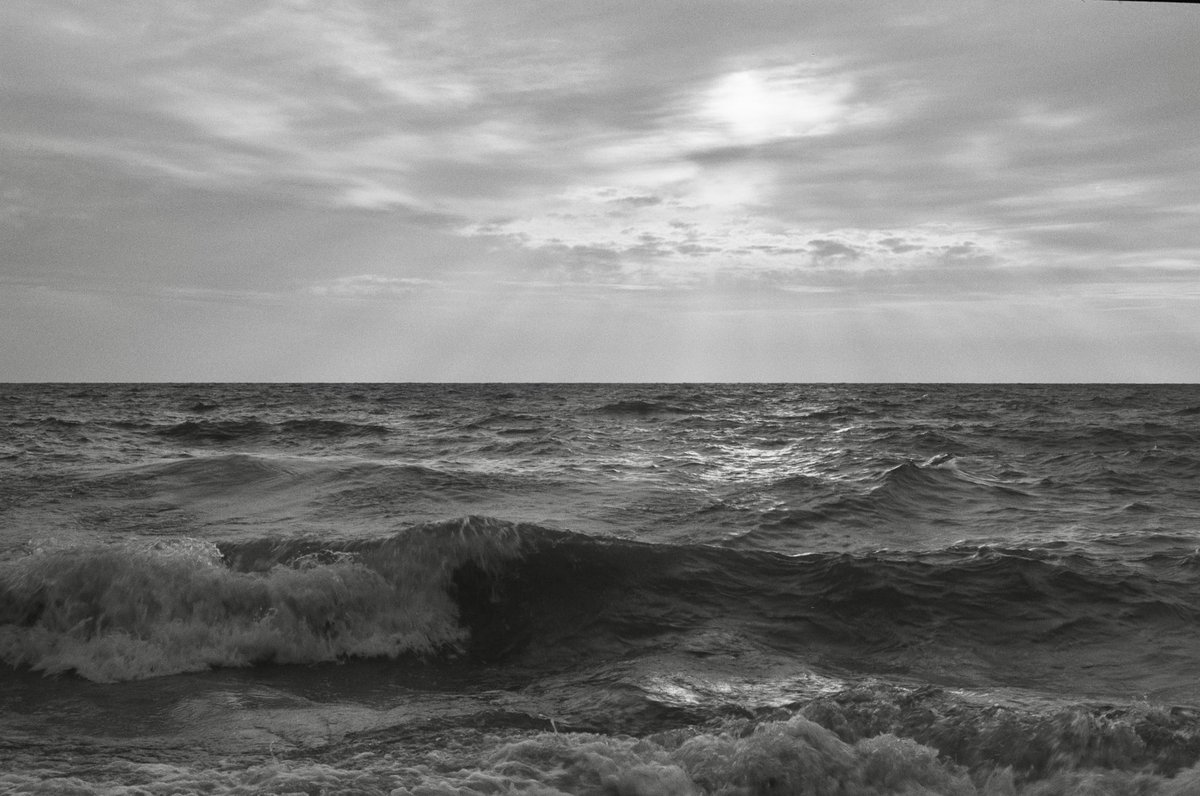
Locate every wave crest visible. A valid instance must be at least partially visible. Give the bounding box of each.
[0,517,534,681]
[6,519,1200,693]
[156,418,390,444]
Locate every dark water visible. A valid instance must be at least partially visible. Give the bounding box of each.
[3,383,1200,794]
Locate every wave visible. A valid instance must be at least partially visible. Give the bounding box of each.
[1040,449,1200,498]
[9,416,88,429]
[737,456,1035,538]
[133,452,311,488]
[81,454,534,526]
[124,454,474,492]
[0,518,532,681]
[593,399,697,416]
[871,455,1032,504]
[5,517,1200,692]
[478,693,1200,794]
[392,525,1200,701]
[1058,424,1199,453]
[6,688,1200,794]
[801,403,866,421]
[458,411,547,432]
[674,453,1038,536]
[155,418,390,444]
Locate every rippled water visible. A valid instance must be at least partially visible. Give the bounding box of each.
[3,383,1200,794]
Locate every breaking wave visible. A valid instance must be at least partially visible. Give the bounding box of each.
[4,516,1200,693]
[0,518,529,681]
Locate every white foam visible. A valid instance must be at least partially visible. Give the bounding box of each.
[0,535,471,681]
[8,717,1200,795]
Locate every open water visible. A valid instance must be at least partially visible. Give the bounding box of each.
[3,383,1200,794]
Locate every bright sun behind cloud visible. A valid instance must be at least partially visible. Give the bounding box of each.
[699,65,855,144]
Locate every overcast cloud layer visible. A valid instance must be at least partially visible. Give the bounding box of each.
[2,0,1197,381]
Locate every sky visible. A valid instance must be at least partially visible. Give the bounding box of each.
[2,0,1198,382]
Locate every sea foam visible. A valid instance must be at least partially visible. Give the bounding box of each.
[0,518,530,682]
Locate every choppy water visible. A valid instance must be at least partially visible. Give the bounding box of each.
[3,383,1200,794]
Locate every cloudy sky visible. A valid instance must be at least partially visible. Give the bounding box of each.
[2,0,1197,381]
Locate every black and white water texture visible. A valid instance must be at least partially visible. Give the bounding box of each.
[4,383,1200,794]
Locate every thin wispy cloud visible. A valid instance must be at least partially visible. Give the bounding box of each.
[305,274,440,298]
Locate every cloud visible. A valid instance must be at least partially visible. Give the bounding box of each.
[807,239,863,264]
[0,2,569,215]
[333,183,418,211]
[468,193,1019,293]
[1,0,1198,380]
[16,0,1186,267]
[305,274,439,298]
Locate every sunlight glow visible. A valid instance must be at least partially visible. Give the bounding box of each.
[700,66,855,143]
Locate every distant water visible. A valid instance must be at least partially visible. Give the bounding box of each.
[3,383,1200,794]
